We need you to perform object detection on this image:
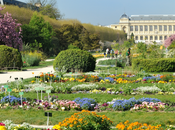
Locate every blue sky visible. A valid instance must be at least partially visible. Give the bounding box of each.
[20,0,175,26]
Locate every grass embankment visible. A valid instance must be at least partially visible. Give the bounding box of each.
[1,5,125,42]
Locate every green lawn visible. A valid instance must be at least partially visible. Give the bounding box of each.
[0,109,175,127]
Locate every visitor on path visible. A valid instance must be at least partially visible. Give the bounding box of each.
[126,48,131,66]
[106,48,110,58]
[114,49,118,58]
[111,49,114,58]
[104,52,106,57]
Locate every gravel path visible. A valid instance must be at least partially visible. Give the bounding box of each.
[0,58,111,84]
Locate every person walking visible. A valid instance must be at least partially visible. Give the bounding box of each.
[104,51,106,58]
[111,49,114,58]
[114,49,118,58]
[126,48,131,66]
[106,48,110,58]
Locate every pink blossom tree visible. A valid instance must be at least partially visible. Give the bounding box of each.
[164,34,175,48]
[0,7,23,50]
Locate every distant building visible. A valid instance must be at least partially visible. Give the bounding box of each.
[0,0,39,11]
[110,13,175,44]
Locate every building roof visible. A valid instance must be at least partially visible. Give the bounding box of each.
[130,15,175,20]
[120,13,129,19]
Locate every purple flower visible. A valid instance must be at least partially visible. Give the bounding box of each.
[107,91,111,94]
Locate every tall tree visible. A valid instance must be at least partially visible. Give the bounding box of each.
[22,12,54,54]
[39,4,62,19]
[0,7,23,50]
[56,24,100,51]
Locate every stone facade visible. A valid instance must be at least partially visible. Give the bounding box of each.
[110,13,175,44]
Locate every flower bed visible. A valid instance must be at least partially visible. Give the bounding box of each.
[53,110,113,130]
[116,120,163,130]
[0,95,169,112]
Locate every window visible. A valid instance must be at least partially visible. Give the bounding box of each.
[150,36,153,40]
[140,36,143,40]
[169,25,172,31]
[164,25,167,31]
[135,36,138,40]
[155,36,158,40]
[174,25,175,31]
[149,25,153,31]
[140,26,143,31]
[144,25,148,31]
[154,25,157,30]
[130,26,133,31]
[159,25,162,31]
[164,36,167,40]
[145,36,148,40]
[135,26,138,31]
[115,26,117,28]
[159,36,162,40]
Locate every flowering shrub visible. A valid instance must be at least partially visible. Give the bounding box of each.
[53,110,113,130]
[74,98,97,110]
[116,120,163,130]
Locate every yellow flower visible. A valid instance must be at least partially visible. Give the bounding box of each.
[0,126,6,130]
[53,125,61,129]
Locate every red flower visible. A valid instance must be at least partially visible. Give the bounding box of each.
[24,61,26,63]
[0,123,5,126]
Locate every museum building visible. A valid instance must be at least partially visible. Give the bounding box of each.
[110,13,175,43]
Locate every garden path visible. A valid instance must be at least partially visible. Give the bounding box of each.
[0,60,55,84]
[96,57,116,66]
[0,58,111,84]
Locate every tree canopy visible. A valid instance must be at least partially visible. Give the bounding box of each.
[39,4,62,19]
[22,12,54,54]
[55,24,100,51]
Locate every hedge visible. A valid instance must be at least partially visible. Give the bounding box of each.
[0,45,23,69]
[132,58,175,72]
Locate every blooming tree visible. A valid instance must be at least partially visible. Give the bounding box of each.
[164,34,175,48]
[0,7,23,50]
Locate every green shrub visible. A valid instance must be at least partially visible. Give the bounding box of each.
[132,58,175,72]
[53,49,96,72]
[0,45,23,68]
[21,51,42,67]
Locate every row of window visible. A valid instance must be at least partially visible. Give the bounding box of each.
[135,35,167,40]
[130,25,175,31]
